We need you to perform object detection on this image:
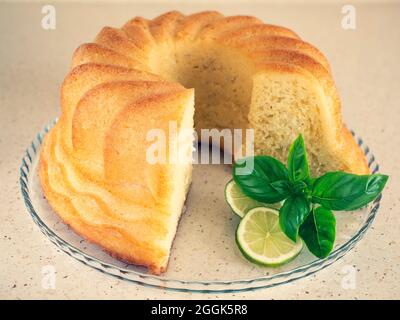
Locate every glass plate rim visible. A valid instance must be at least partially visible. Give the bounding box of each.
[19,119,382,293]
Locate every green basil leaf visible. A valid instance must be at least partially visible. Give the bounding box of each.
[233,156,290,203]
[287,134,310,182]
[312,172,389,211]
[299,206,336,258]
[270,180,292,196]
[279,194,310,242]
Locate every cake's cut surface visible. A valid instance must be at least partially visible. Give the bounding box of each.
[39,11,369,274]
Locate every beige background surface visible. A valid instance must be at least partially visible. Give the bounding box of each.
[1,0,399,299]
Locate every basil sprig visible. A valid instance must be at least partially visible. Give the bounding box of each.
[233,134,388,259]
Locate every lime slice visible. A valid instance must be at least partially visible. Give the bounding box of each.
[225,180,282,217]
[236,207,303,267]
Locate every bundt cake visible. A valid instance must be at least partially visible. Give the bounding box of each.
[39,11,369,274]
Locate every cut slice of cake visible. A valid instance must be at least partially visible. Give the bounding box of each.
[40,81,194,274]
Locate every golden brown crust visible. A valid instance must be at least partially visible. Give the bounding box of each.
[95,26,149,62]
[223,36,331,72]
[71,43,146,70]
[149,11,185,42]
[175,11,224,40]
[218,23,300,41]
[197,15,263,40]
[40,11,370,275]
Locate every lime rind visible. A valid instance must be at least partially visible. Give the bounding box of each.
[236,207,303,267]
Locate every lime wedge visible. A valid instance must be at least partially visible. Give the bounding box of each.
[236,207,303,267]
[225,180,282,217]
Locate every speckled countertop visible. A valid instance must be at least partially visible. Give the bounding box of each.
[1,1,399,299]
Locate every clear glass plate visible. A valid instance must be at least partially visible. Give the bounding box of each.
[19,120,382,293]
